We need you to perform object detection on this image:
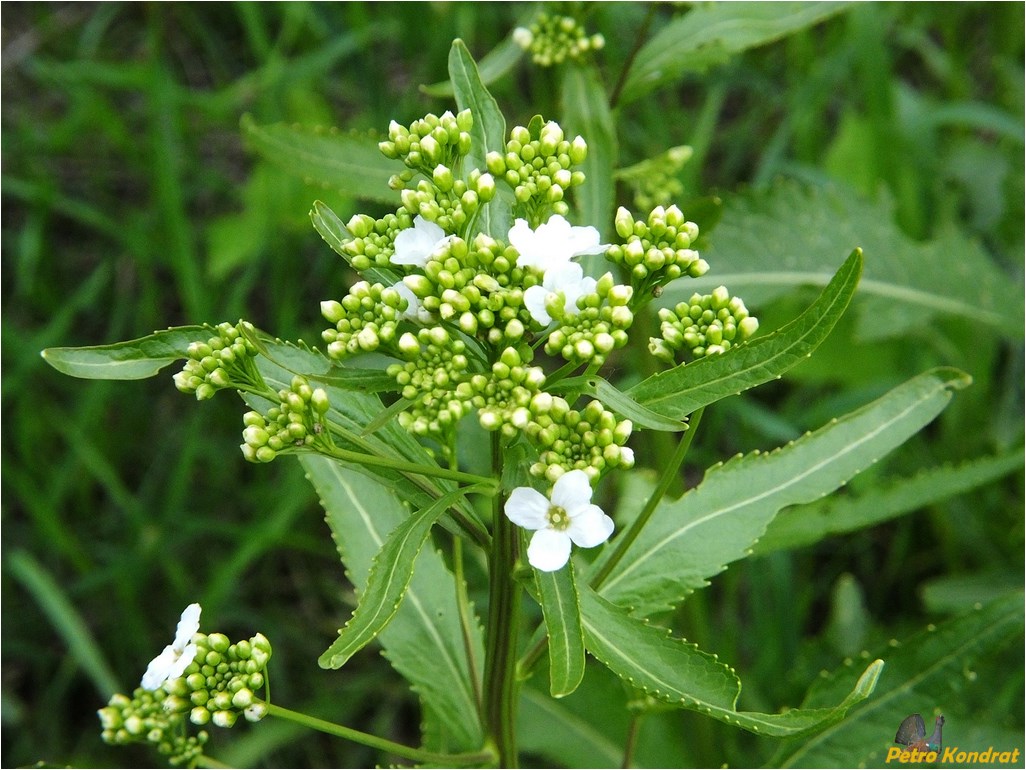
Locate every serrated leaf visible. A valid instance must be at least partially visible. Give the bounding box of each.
[309,201,401,287]
[303,456,484,751]
[592,368,971,617]
[241,115,400,204]
[620,2,853,104]
[629,248,862,420]
[677,181,1023,340]
[536,562,586,698]
[770,593,1024,767]
[754,447,1025,554]
[319,485,476,670]
[421,36,524,97]
[581,587,881,737]
[561,63,615,252]
[41,325,211,380]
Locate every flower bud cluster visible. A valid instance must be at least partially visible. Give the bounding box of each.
[340,208,415,272]
[398,168,496,234]
[458,346,547,438]
[402,234,538,345]
[486,122,587,218]
[379,109,474,176]
[649,286,760,364]
[618,145,692,212]
[99,688,208,766]
[174,322,261,400]
[321,281,408,359]
[512,13,605,67]
[524,395,635,483]
[544,272,634,366]
[386,326,475,439]
[161,631,273,729]
[608,205,709,299]
[240,375,332,463]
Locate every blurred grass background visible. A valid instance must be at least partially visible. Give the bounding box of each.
[2,3,1022,767]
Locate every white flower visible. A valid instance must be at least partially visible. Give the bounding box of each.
[504,469,614,572]
[141,603,201,690]
[391,215,451,268]
[392,281,431,322]
[508,215,607,271]
[523,261,598,325]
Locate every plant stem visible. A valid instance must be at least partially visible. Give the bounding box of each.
[453,522,484,720]
[622,712,643,769]
[609,3,657,109]
[264,703,496,767]
[481,433,522,767]
[590,407,704,591]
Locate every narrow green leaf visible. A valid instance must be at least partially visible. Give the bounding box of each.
[548,375,688,432]
[581,587,881,737]
[561,63,616,246]
[41,325,210,380]
[309,367,399,394]
[309,200,399,287]
[241,115,400,204]
[620,2,853,104]
[754,447,1025,554]
[319,485,474,669]
[593,368,971,616]
[517,684,625,768]
[304,456,484,751]
[536,562,586,698]
[629,248,862,420]
[771,593,1024,767]
[421,36,524,97]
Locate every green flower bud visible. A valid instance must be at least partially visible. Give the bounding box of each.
[212,710,237,729]
[190,707,211,726]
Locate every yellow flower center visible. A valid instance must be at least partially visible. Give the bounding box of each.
[547,504,570,531]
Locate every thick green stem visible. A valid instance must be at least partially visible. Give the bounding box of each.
[264,703,496,767]
[481,434,522,767]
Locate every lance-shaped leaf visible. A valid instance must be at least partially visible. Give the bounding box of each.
[41,325,211,380]
[304,456,485,751]
[319,485,478,670]
[422,35,524,97]
[309,200,399,287]
[241,115,400,204]
[592,368,971,617]
[628,248,862,420]
[769,592,1024,767]
[535,561,586,698]
[548,375,687,432]
[581,587,882,736]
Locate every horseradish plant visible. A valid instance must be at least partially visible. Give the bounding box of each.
[44,37,968,768]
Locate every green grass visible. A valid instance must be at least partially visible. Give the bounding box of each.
[3,3,1022,767]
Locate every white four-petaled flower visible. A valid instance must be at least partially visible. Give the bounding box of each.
[504,469,614,572]
[141,603,202,690]
[508,215,607,271]
[523,261,597,325]
[391,215,452,268]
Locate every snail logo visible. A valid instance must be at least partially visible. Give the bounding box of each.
[894,713,945,753]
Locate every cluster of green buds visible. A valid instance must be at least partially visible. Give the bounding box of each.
[99,689,208,766]
[173,322,262,400]
[544,272,634,366]
[337,209,415,272]
[607,205,709,301]
[616,145,692,212]
[161,631,273,729]
[398,168,496,234]
[486,120,587,220]
[461,346,547,438]
[321,281,409,359]
[379,109,474,176]
[523,395,635,483]
[240,375,332,463]
[650,286,760,364]
[512,12,605,67]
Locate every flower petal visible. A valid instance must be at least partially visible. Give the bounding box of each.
[523,285,553,326]
[141,645,177,690]
[504,486,551,530]
[167,642,198,681]
[392,216,448,268]
[550,469,593,511]
[567,505,615,548]
[527,528,573,572]
[172,603,202,652]
[393,281,431,322]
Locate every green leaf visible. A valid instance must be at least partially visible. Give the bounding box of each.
[548,375,688,432]
[517,682,627,768]
[628,248,862,420]
[309,367,400,394]
[561,63,616,249]
[41,325,210,380]
[679,181,1024,340]
[310,200,400,287]
[592,368,971,617]
[303,456,484,751]
[421,35,524,98]
[620,3,853,104]
[319,485,476,670]
[241,115,400,204]
[448,39,511,240]
[581,587,882,737]
[754,447,1025,554]
[770,593,1024,767]
[535,562,586,698]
